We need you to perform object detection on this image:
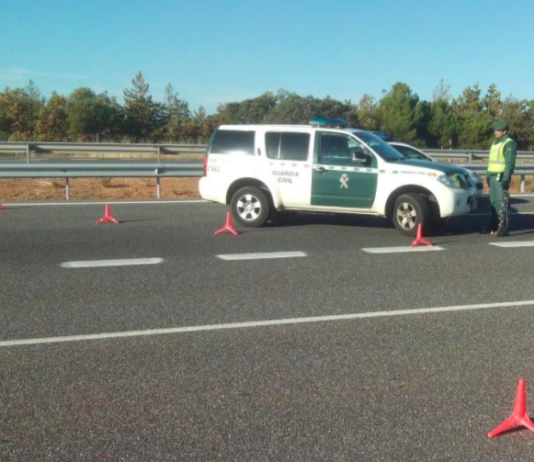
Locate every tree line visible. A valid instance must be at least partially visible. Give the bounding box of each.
[1,73,533,149]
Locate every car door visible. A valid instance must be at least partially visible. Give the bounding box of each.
[311,131,378,209]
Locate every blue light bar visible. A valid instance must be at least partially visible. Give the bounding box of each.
[308,117,348,128]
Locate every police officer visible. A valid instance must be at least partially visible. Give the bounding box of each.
[483,120,517,236]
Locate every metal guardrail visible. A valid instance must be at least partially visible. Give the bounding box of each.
[0,162,203,200]
[1,142,533,163]
[0,142,206,163]
[1,142,534,198]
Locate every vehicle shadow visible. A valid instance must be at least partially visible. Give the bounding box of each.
[264,212,392,230]
[262,196,534,237]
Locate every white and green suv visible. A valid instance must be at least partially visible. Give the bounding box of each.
[199,118,478,236]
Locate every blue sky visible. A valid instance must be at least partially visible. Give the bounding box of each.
[1,0,533,113]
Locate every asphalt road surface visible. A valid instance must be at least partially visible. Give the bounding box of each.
[3,197,534,461]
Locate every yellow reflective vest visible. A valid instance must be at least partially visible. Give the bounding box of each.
[487,137,514,173]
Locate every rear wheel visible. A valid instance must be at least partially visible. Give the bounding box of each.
[392,193,430,236]
[230,186,270,228]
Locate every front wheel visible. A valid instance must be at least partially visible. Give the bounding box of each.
[230,186,270,228]
[392,193,430,236]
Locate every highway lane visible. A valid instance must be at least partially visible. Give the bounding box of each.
[2,199,534,340]
[3,199,534,460]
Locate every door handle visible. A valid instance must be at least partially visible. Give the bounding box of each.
[314,166,327,173]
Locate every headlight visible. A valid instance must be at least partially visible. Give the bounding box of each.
[438,174,463,189]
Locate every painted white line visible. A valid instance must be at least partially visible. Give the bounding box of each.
[218,251,307,261]
[2,299,534,348]
[61,258,164,268]
[4,200,207,207]
[490,241,534,248]
[362,246,444,254]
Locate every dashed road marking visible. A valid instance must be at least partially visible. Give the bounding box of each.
[61,258,164,268]
[217,251,307,261]
[362,246,444,254]
[490,241,534,248]
[2,299,534,348]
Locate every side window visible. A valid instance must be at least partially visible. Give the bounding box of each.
[319,133,375,167]
[210,130,255,155]
[266,132,310,161]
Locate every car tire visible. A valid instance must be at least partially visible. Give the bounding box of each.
[392,193,430,237]
[230,186,270,228]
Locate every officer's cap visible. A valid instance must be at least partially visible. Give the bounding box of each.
[492,120,508,131]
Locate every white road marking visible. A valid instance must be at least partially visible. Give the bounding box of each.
[61,258,164,268]
[2,300,534,348]
[362,246,444,254]
[5,200,207,207]
[217,251,307,261]
[490,241,534,248]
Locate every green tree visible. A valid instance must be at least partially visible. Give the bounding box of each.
[67,88,122,141]
[482,83,501,118]
[183,106,214,142]
[0,81,44,140]
[431,79,452,102]
[499,97,534,150]
[357,94,381,130]
[215,92,277,125]
[377,82,422,143]
[123,72,164,141]
[428,99,457,148]
[162,83,191,142]
[453,84,493,149]
[37,92,69,141]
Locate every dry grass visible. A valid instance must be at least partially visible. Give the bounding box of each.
[0,177,201,201]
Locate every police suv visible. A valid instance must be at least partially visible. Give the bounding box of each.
[199,118,478,236]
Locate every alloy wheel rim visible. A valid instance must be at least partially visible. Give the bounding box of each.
[237,194,261,221]
[396,202,417,230]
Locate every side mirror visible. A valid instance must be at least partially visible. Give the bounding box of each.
[351,154,366,164]
[352,151,371,166]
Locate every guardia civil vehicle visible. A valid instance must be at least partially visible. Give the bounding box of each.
[199,118,478,236]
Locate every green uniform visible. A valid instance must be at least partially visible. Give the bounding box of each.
[486,134,517,234]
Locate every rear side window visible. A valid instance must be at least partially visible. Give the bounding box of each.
[266,132,310,161]
[210,130,255,155]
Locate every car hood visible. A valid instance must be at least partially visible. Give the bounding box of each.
[394,159,468,176]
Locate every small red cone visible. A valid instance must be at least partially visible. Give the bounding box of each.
[0,202,7,210]
[488,378,534,438]
[410,223,433,247]
[96,203,120,225]
[214,212,238,236]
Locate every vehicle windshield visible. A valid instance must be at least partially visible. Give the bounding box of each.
[354,131,405,162]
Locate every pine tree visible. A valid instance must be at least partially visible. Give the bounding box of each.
[123,72,163,141]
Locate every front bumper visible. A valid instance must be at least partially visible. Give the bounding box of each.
[440,187,479,217]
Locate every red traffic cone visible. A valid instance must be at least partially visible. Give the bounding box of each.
[488,378,534,438]
[0,202,7,210]
[214,212,238,236]
[410,223,433,247]
[96,203,120,225]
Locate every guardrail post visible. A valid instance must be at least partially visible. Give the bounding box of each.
[65,177,70,201]
[468,152,473,165]
[26,144,30,164]
[157,145,161,164]
[155,168,161,199]
[521,175,525,193]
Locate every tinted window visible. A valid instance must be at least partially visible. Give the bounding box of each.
[210,130,255,155]
[266,132,310,161]
[318,133,375,167]
[355,132,404,162]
